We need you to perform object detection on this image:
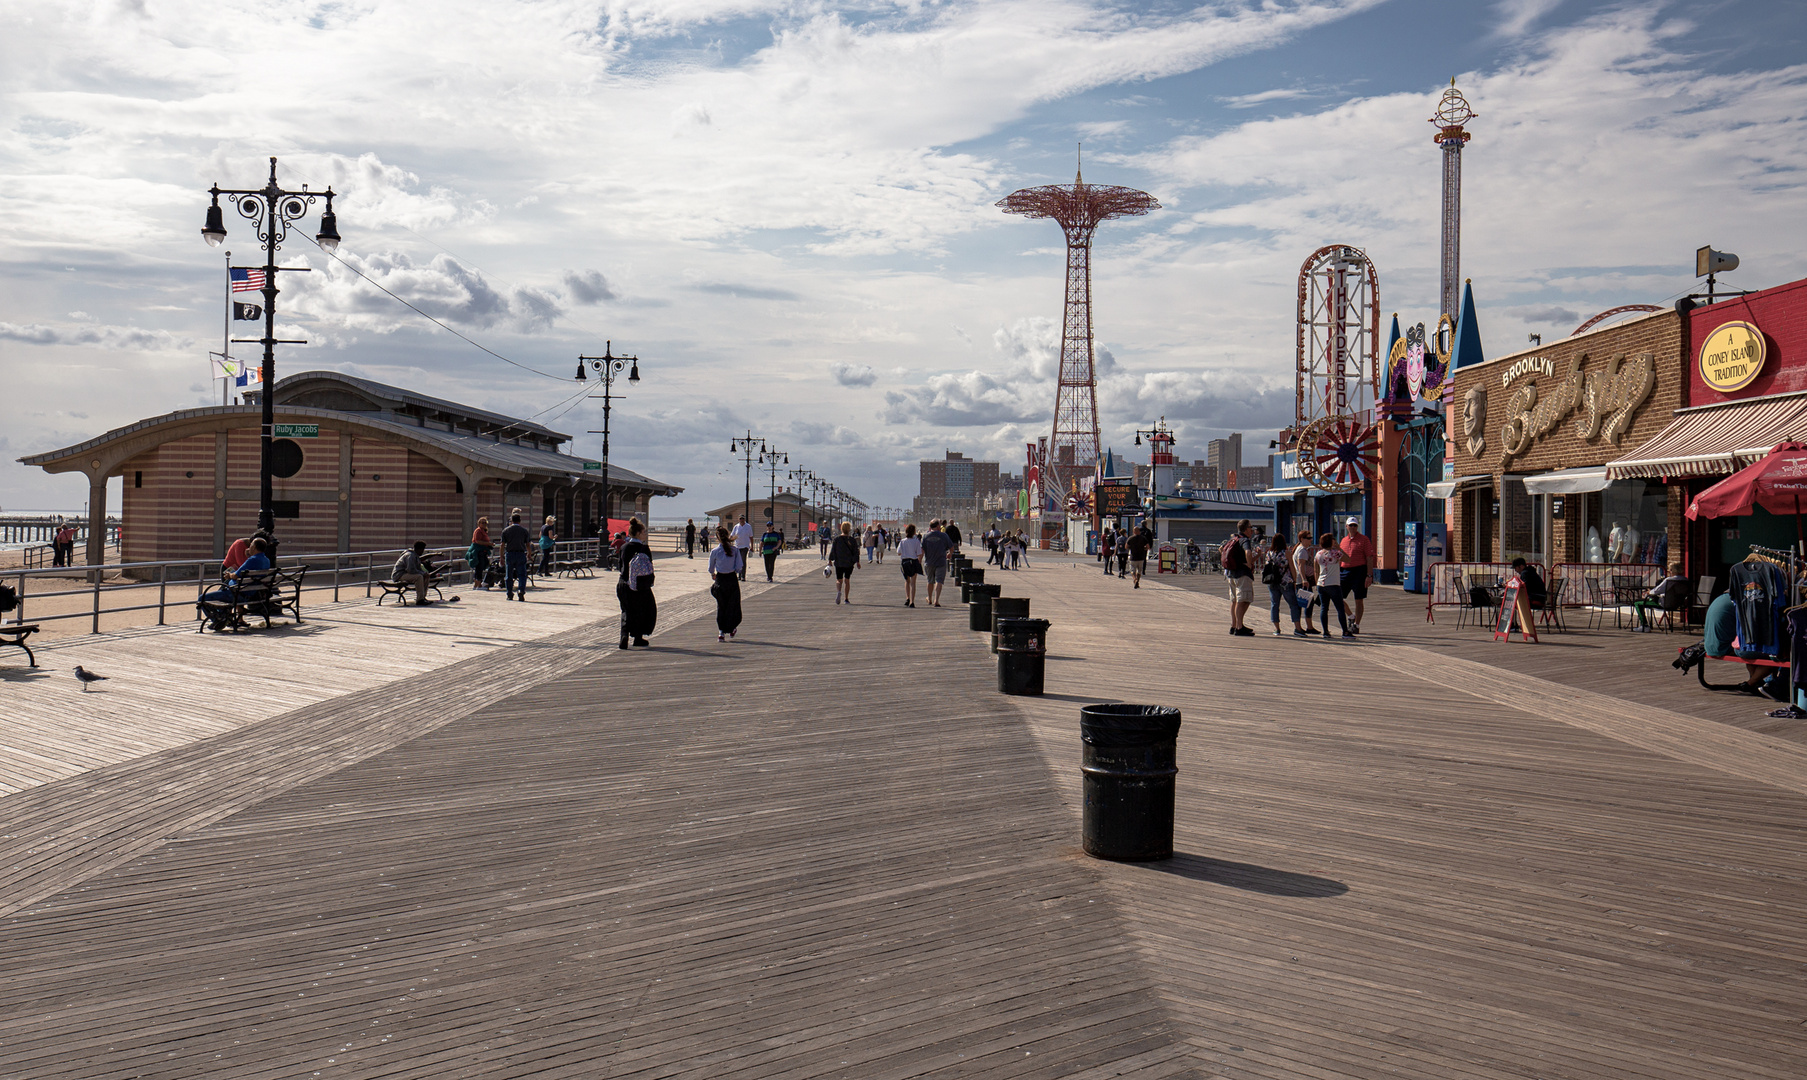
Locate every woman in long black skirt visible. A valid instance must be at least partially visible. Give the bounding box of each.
[616,518,657,648]
[709,525,744,641]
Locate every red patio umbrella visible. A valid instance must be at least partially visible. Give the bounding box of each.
[1687,442,1807,522]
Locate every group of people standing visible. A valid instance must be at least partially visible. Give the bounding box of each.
[1221,517,1373,638]
[983,526,1033,571]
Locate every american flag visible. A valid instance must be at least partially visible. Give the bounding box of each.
[230,267,266,293]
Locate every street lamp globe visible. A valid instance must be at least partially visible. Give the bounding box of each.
[202,196,227,248]
[315,208,341,253]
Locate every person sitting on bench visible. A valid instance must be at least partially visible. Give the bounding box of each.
[204,538,272,603]
[1701,589,1781,696]
[393,541,435,607]
[1631,564,1687,632]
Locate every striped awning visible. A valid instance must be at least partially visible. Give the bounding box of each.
[1608,394,1807,480]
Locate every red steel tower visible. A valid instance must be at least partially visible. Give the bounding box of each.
[997,160,1158,514]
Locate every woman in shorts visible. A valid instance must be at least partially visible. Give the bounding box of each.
[897,523,923,607]
[829,520,861,605]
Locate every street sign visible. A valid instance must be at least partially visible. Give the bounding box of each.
[272,424,319,438]
[582,461,602,471]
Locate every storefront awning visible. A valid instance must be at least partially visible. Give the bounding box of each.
[1254,487,1308,500]
[1521,466,1609,495]
[1608,394,1807,480]
[1425,474,1487,500]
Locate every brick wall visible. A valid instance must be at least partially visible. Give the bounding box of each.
[1447,309,1683,564]
[1687,276,1807,406]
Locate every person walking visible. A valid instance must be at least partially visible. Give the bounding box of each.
[709,525,743,641]
[1314,531,1354,638]
[1222,519,1256,635]
[1116,527,1131,578]
[946,520,962,555]
[1290,529,1320,635]
[469,516,494,590]
[685,518,698,559]
[731,514,754,582]
[863,524,878,565]
[898,523,924,607]
[616,518,657,648]
[874,524,887,563]
[1263,535,1304,636]
[53,521,75,567]
[539,515,558,577]
[818,522,830,558]
[829,521,861,604]
[1126,524,1152,588]
[1338,516,1374,634]
[921,519,952,606]
[1099,529,1113,575]
[501,512,532,601]
[760,519,784,582]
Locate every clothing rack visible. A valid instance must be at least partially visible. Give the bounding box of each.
[1744,544,1806,717]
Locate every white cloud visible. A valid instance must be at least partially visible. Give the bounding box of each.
[830,362,877,387]
[0,320,192,351]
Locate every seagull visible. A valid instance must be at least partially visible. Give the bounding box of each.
[73,666,108,692]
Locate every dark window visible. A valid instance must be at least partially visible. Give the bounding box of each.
[134,471,142,488]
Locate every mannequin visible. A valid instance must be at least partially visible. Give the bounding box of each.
[1608,521,1627,561]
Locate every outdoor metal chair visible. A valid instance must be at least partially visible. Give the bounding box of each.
[1581,577,1608,631]
[1653,580,1695,633]
[1536,577,1566,632]
[1461,573,1502,630]
[1610,574,1646,630]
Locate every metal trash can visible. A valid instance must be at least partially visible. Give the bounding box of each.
[990,597,1029,654]
[959,567,985,603]
[996,617,1050,696]
[969,583,1002,630]
[1080,704,1181,861]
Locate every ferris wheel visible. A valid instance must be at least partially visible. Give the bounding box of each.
[1294,244,1381,493]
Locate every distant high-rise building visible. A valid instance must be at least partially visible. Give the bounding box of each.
[916,450,1002,525]
[1206,435,1242,477]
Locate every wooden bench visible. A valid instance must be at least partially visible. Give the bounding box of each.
[0,623,41,667]
[197,565,308,633]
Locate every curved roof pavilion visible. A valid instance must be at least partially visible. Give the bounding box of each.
[21,371,681,566]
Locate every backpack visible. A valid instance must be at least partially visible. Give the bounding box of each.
[626,551,653,589]
[1219,537,1242,575]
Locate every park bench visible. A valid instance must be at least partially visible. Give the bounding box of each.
[197,565,309,633]
[377,566,450,605]
[0,623,41,667]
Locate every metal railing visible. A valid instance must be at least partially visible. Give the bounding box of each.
[1,538,608,636]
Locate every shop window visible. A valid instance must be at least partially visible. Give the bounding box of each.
[1600,480,1669,566]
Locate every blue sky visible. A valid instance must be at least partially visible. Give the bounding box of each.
[2,0,1804,517]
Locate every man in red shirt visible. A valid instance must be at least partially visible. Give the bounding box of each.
[1338,517,1374,634]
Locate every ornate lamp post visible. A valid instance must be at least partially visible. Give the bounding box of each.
[760,446,789,529]
[201,156,340,536]
[787,465,813,540]
[730,432,764,523]
[574,341,641,546]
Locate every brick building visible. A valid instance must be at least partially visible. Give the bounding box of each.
[20,371,681,566]
[1443,309,1684,569]
[1610,275,1807,586]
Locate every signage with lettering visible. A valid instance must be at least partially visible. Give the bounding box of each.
[1095,483,1138,518]
[582,461,602,471]
[1699,320,1767,394]
[272,424,319,438]
[1497,350,1657,465]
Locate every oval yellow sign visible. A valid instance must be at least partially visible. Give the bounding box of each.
[1700,320,1767,393]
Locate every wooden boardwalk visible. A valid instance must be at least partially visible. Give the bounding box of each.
[1,554,1804,1077]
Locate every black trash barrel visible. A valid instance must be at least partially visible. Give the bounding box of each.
[990,597,1030,654]
[1080,704,1182,861]
[969,583,1002,630]
[959,567,985,603]
[996,617,1050,696]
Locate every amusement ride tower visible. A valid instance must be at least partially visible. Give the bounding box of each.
[1431,79,1477,323]
[998,157,1158,515]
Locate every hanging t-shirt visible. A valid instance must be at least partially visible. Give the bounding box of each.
[1729,559,1788,659]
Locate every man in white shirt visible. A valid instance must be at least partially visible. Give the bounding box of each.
[731,515,754,582]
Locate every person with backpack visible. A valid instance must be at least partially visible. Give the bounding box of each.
[1221,519,1256,635]
[1263,535,1303,637]
[709,525,743,641]
[616,518,657,648]
[829,520,861,604]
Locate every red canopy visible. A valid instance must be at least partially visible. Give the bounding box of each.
[1687,442,1807,520]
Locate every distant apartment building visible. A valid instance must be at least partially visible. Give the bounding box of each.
[1206,434,1242,476]
[913,450,1004,523]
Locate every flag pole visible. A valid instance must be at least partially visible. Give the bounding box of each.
[222,249,232,406]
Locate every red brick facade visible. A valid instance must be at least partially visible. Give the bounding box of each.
[1446,310,1686,568]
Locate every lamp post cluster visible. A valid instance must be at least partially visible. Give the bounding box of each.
[199,156,340,536]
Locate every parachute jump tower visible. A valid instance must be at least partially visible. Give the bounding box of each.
[998,156,1158,516]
